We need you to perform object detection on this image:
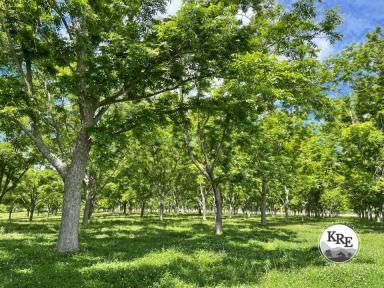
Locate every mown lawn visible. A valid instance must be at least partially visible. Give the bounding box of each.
[0,212,383,288]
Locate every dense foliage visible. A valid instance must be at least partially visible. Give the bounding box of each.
[0,0,383,254]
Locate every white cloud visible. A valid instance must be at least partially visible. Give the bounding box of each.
[314,37,334,61]
[166,0,182,16]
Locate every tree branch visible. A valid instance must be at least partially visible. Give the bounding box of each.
[0,16,30,90]
[5,166,29,193]
[211,115,231,170]
[5,115,67,179]
[183,133,210,180]
[97,77,199,108]
[48,0,74,40]
[31,124,67,179]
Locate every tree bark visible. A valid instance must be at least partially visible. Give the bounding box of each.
[159,194,164,221]
[29,203,35,222]
[200,184,207,221]
[140,202,145,217]
[57,130,91,253]
[8,202,13,222]
[380,203,384,223]
[212,182,223,235]
[284,186,289,223]
[261,176,267,226]
[123,201,128,214]
[82,180,95,225]
[174,195,180,215]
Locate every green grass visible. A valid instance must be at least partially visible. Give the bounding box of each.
[0,213,383,288]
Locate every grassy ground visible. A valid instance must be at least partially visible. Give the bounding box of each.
[0,212,383,288]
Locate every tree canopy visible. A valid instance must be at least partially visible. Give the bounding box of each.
[1,0,383,254]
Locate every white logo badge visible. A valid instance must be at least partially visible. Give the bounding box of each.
[319,224,359,263]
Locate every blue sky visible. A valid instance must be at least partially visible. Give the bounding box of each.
[166,0,384,59]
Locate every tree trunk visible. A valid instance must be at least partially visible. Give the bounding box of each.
[200,184,207,221]
[284,186,289,223]
[175,196,180,215]
[123,201,128,214]
[140,202,145,217]
[149,198,153,213]
[159,194,164,221]
[380,203,384,223]
[57,130,90,253]
[128,202,133,214]
[212,182,223,235]
[82,177,95,225]
[82,195,93,225]
[261,176,267,226]
[29,203,35,222]
[168,202,171,214]
[8,202,13,222]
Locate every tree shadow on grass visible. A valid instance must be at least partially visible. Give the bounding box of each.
[70,245,323,288]
[0,221,59,235]
[345,217,384,233]
[0,215,378,288]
